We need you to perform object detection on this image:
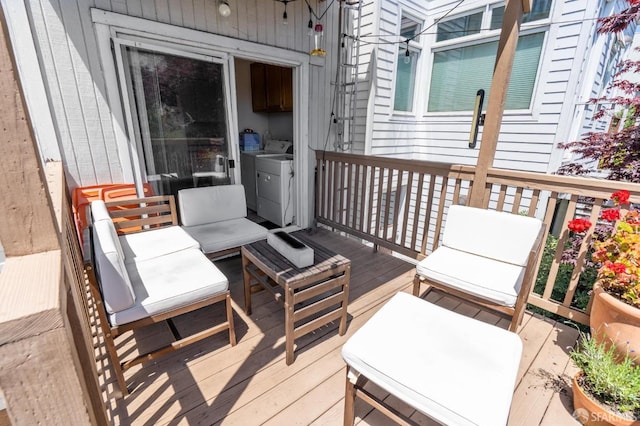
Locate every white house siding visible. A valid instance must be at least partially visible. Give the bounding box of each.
[19,0,339,189]
[353,0,621,175]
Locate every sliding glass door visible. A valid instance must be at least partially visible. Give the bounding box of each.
[123,46,232,197]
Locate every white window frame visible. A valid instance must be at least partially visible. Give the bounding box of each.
[423,2,552,119]
[391,10,424,117]
[91,9,312,227]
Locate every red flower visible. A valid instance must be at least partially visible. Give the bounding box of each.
[601,208,621,222]
[611,190,630,206]
[604,261,627,275]
[568,218,592,233]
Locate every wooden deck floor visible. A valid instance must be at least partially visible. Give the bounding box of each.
[97,228,580,425]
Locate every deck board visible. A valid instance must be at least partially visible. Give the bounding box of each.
[94,227,580,425]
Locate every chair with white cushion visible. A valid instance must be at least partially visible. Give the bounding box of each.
[342,292,523,425]
[85,197,236,396]
[413,205,545,332]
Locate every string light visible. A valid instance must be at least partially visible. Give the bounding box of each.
[275,0,296,25]
[404,40,411,64]
[307,4,314,36]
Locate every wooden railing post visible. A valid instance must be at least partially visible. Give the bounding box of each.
[468,0,524,207]
[0,6,105,424]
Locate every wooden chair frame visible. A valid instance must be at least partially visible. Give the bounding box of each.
[413,224,546,332]
[344,371,415,425]
[84,196,236,396]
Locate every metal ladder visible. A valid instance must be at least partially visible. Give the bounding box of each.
[333,0,362,152]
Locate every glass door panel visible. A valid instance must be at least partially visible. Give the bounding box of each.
[125,47,231,197]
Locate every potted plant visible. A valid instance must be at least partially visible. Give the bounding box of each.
[570,332,640,425]
[567,190,640,364]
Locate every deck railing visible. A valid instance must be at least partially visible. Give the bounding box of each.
[316,151,640,324]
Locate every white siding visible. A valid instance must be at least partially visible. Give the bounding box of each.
[21,0,339,188]
[354,0,624,174]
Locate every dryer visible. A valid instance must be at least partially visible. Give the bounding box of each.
[240,140,292,211]
[255,154,294,227]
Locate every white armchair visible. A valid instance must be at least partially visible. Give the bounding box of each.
[413,205,545,332]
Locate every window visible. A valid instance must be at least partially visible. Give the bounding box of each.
[490,0,552,30]
[428,2,551,112]
[429,33,544,112]
[394,13,422,112]
[436,11,483,42]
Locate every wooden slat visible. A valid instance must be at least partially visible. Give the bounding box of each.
[293,292,345,322]
[346,162,353,227]
[357,165,366,232]
[452,178,461,204]
[483,182,492,209]
[107,203,171,218]
[294,275,346,304]
[542,194,578,300]
[401,171,413,248]
[383,169,393,241]
[392,170,403,244]
[337,162,345,225]
[562,199,603,306]
[293,309,343,339]
[410,172,424,251]
[528,188,541,217]
[330,159,338,223]
[512,186,523,214]
[374,167,384,238]
[496,184,507,211]
[112,215,174,231]
[432,177,449,250]
[420,175,435,255]
[351,163,359,229]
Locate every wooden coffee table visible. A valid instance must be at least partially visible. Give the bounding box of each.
[241,230,351,365]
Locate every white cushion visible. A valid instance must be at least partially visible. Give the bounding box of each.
[416,246,525,307]
[342,292,522,426]
[109,249,228,326]
[442,205,542,266]
[93,220,135,314]
[91,200,112,223]
[182,218,268,254]
[178,185,248,226]
[119,226,200,263]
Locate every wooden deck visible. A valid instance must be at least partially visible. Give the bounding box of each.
[97,228,580,425]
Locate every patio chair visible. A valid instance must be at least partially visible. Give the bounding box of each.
[413,205,545,332]
[84,197,236,396]
[341,292,523,426]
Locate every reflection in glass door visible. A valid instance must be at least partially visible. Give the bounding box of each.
[125,47,231,197]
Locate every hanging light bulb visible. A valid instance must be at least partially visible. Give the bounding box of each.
[280,0,290,25]
[307,5,314,36]
[404,40,411,64]
[311,23,326,56]
[218,0,231,17]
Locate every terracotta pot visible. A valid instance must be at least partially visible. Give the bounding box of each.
[590,285,640,365]
[572,373,638,426]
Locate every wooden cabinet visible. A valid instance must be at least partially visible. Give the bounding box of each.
[250,63,293,112]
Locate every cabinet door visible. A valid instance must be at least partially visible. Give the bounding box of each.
[265,65,283,111]
[250,63,267,112]
[281,67,293,112]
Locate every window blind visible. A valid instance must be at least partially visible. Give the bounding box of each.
[428,32,544,112]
